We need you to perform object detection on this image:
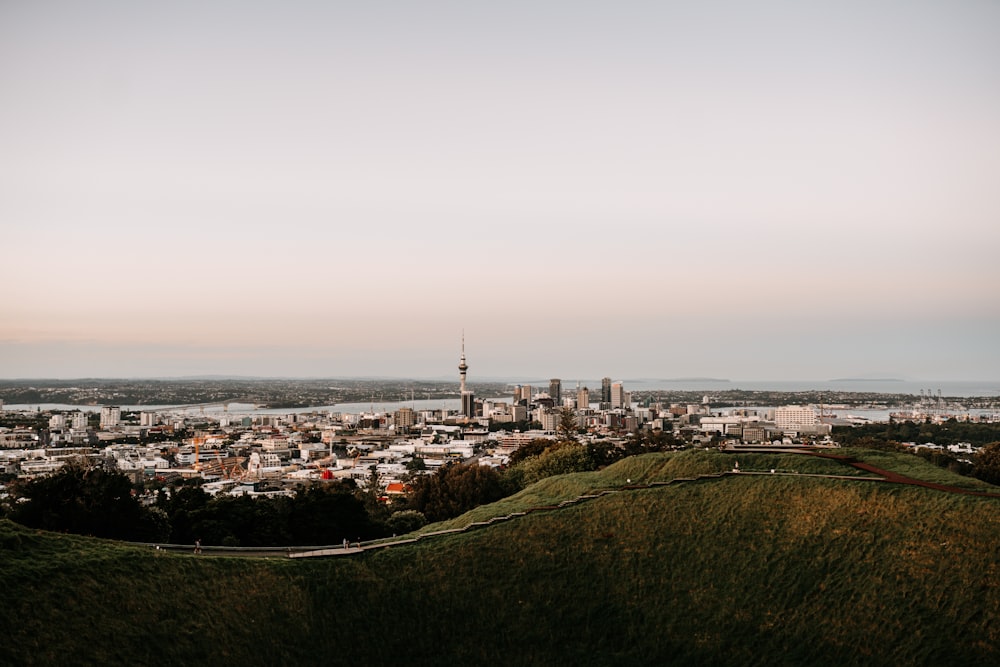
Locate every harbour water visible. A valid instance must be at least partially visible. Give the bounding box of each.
[3,379,997,417]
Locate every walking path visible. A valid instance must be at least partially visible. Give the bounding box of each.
[804,451,1000,498]
[146,450,1000,559]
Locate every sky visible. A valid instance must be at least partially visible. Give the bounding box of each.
[1,1,999,382]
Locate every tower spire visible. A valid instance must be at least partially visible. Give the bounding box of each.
[458,331,468,394]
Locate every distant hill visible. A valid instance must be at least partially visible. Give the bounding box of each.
[2,451,999,666]
[830,377,904,382]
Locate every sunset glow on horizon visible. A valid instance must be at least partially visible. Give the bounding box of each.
[2,1,998,381]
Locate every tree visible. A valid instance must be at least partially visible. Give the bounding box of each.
[587,439,623,468]
[408,462,507,523]
[507,438,553,465]
[505,443,594,491]
[973,442,1000,486]
[10,464,168,542]
[387,509,426,535]
[359,465,386,518]
[289,484,381,545]
[159,484,210,544]
[558,407,579,439]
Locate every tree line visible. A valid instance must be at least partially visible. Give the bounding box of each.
[832,419,1000,484]
[3,465,408,546]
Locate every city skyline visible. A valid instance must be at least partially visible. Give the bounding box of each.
[2,2,999,381]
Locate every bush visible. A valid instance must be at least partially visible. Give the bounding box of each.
[408,463,507,523]
[387,510,427,535]
[505,443,594,492]
[973,442,1000,486]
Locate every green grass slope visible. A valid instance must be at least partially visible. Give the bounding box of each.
[418,449,870,533]
[837,447,998,491]
[2,454,999,666]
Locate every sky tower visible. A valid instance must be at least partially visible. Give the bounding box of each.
[459,333,474,418]
[458,333,468,394]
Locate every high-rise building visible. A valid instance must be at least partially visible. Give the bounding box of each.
[461,392,476,419]
[394,407,416,429]
[577,386,590,411]
[549,379,561,405]
[600,377,612,410]
[773,406,817,431]
[611,382,629,410]
[100,406,121,429]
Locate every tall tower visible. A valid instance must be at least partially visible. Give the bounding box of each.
[459,333,469,395]
[459,333,474,418]
[549,378,562,405]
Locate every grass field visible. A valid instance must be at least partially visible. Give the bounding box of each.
[2,449,999,666]
[418,449,871,533]
[837,447,998,491]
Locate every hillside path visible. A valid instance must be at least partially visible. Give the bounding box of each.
[804,451,1000,498]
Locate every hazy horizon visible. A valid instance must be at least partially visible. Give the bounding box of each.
[2,1,998,381]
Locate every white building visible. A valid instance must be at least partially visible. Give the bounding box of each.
[773,406,818,431]
[100,406,121,429]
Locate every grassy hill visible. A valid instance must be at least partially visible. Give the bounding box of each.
[2,450,999,666]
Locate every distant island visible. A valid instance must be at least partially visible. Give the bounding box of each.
[661,377,731,383]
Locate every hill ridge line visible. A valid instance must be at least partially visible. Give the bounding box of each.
[131,456,999,559]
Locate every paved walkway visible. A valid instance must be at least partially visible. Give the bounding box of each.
[147,451,1000,559]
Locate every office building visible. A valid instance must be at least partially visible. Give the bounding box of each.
[611,382,629,410]
[549,379,561,405]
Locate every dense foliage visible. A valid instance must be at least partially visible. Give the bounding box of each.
[5,467,389,546]
[157,482,385,546]
[973,442,1000,486]
[8,465,168,542]
[834,419,1000,447]
[406,462,506,522]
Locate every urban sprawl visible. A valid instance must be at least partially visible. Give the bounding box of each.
[2,351,997,497]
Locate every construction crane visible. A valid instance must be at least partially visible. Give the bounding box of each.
[192,436,205,473]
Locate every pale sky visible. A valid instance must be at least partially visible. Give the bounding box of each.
[2,1,998,381]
